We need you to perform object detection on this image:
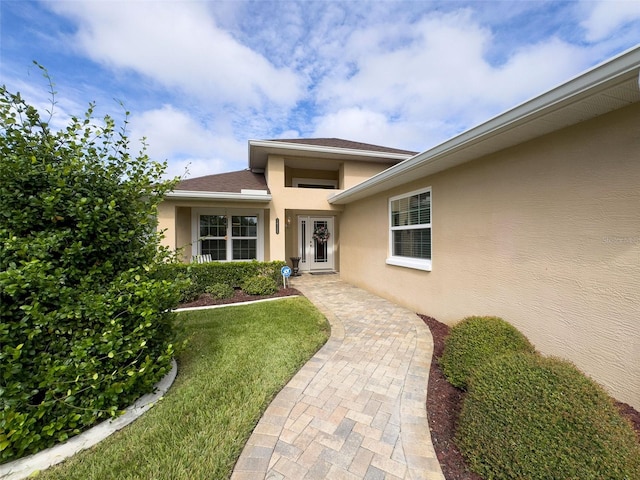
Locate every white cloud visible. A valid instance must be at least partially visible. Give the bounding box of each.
[581,0,640,42]
[312,9,593,148]
[47,1,304,109]
[129,105,246,178]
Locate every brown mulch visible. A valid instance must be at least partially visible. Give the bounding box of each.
[419,313,640,480]
[178,290,640,479]
[176,287,301,309]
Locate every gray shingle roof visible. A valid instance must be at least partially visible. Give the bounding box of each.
[268,138,418,156]
[175,169,269,193]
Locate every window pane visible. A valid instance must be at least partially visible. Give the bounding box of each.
[233,239,257,260]
[232,216,257,237]
[393,228,431,259]
[200,215,226,237]
[201,239,226,260]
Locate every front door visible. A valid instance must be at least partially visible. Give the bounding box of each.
[298,216,334,272]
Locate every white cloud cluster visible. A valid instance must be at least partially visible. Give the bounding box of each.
[581,0,640,42]
[23,0,639,177]
[48,1,303,109]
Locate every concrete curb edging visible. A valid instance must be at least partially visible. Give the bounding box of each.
[173,294,300,312]
[0,360,178,480]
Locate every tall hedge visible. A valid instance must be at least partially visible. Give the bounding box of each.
[0,71,182,462]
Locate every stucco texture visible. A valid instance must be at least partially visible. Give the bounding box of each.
[339,103,640,409]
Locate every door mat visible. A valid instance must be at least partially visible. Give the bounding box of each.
[310,271,337,275]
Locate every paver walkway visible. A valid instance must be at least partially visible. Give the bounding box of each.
[231,274,445,480]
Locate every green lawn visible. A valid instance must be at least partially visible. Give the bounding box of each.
[37,297,330,480]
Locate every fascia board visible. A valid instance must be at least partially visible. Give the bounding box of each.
[329,45,640,205]
[248,139,413,169]
[166,190,272,202]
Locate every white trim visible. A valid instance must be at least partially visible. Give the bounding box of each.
[292,178,338,188]
[248,139,413,161]
[167,190,271,202]
[386,256,432,272]
[191,208,264,261]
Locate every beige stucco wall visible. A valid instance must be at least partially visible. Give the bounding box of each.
[342,161,395,189]
[339,102,640,409]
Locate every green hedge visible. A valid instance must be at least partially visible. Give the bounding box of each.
[440,316,535,389]
[0,78,182,463]
[456,353,640,480]
[154,260,287,302]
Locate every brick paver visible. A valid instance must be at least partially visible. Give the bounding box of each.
[231,274,445,480]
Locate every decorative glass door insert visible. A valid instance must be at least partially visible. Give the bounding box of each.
[298,216,334,271]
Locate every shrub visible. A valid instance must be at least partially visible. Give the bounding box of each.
[242,276,278,296]
[154,261,286,302]
[0,70,181,462]
[440,315,535,389]
[205,283,235,300]
[456,353,640,480]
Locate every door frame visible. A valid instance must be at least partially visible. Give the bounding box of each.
[297,216,335,272]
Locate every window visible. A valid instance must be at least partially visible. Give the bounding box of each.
[193,210,262,261]
[200,215,227,260]
[387,187,431,271]
[292,178,338,189]
[231,215,257,260]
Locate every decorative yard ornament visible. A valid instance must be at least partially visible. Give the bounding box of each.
[313,225,331,244]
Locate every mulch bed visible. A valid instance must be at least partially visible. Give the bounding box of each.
[178,290,640,479]
[419,313,640,479]
[176,287,301,309]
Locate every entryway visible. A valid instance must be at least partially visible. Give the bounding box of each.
[297,216,335,272]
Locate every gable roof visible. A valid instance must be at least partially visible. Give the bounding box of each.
[249,137,417,171]
[330,45,640,205]
[265,138,418,155]
[167,169,271,202]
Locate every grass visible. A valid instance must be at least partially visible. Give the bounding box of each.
[36,297,330,480]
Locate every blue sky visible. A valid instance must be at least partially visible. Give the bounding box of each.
[2,1,640,179]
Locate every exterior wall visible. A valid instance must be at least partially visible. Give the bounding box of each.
[342,161,395,189]
[266,155,345,262]
[339,103,640,409]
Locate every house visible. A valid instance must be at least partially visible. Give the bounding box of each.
[159,46,640,410]
[157,138,417,270]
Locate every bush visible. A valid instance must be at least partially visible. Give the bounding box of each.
[205,283,235,300]
[0,71,182,462]
[154,261,286,302]
[440,316,535,389]
[242,276,278,296]
[456,353,640,480]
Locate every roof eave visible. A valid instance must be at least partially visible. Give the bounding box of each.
[248,139,415,170]
[166,190,272,202]
[329,45,640,205]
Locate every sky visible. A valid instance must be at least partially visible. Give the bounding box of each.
[1,1,640,180]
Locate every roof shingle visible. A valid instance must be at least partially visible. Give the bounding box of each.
[267,138,418,156]
[175,169,268,193]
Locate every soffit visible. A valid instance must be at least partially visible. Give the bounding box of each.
[249,140,416,171]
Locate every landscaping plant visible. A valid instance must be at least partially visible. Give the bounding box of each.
[242,275,279,296]
[456,353,640,480]
[0,68,183,462]
[439,315,535,389]
[205,283,235,300]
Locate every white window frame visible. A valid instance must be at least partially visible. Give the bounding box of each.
[386,187,432,271]
[191,208,264,261]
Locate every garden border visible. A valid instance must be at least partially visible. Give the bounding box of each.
[0,360,177,480]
